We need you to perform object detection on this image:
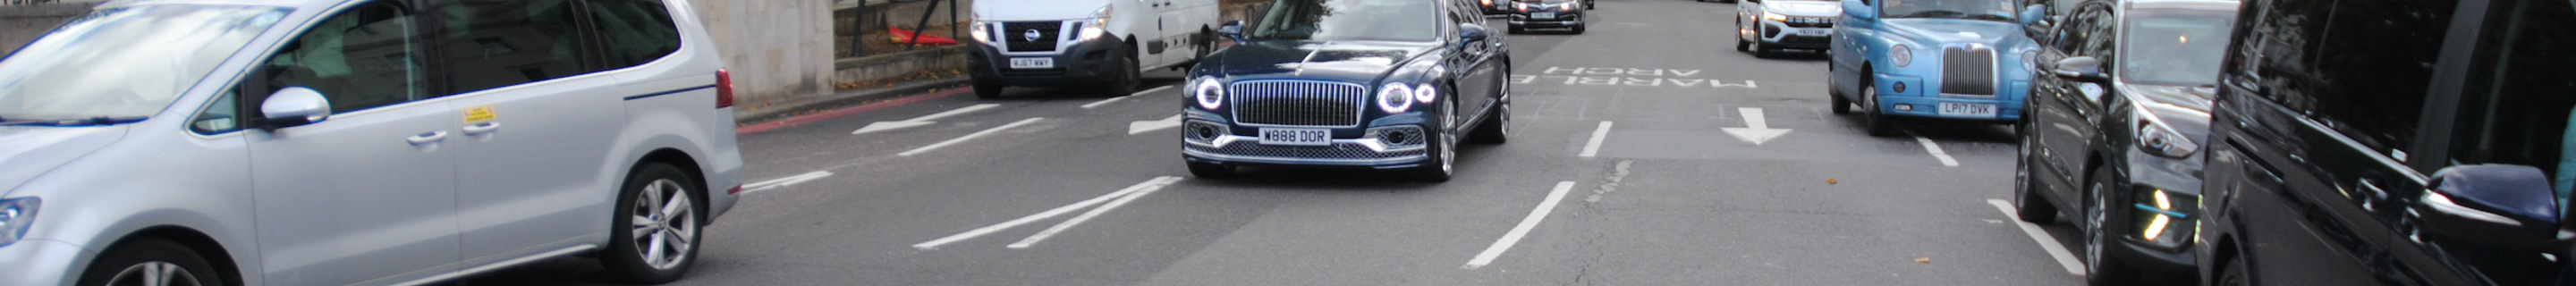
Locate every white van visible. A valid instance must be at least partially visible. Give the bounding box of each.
[965,0,1222,98]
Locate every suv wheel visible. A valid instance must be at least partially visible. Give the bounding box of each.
[2083,167,2136,286]
[604,163,703,283]
[78,238,224,286]
[2012,133,2057,223]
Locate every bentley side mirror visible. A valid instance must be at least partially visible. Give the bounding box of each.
[1217,21,1244,42]
[1459,23,1490,44]
[260,87,332,129]
[2052,56,2109,83]
[2417,164,2563,248]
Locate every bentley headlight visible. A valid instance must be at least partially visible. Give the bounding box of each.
[1889,45,1913,67]
[1378,83,1416,114]
[1763,11,1788,22]
[2135,110,2201,157]
[1077,7,1112,42]
[1413,83,1438,104]
[1193,77,1225,110]
[0,198,38,248]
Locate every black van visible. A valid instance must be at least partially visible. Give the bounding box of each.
[2195,0,2576,284]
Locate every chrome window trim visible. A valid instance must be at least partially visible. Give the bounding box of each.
[1228,80,1368,128]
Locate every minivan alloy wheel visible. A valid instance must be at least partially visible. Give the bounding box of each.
[633,178,699,270]
[105,262,203,286]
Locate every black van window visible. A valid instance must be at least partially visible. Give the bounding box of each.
[2448,0,2576,197]
[2296,0,2455,151]
[586,0,682,70]
[425,0,589,96]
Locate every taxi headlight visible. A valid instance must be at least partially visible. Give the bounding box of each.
[1378,84,1416,114]
[1890,45,1914,67]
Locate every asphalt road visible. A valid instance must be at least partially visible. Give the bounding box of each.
[456,0,2133,284]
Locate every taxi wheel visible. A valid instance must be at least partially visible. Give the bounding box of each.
[1186,162,1233,179]
[1831,92,1852,114]
[1860,76,1895,137]
[604,163,703,283]
[78,238,225,286]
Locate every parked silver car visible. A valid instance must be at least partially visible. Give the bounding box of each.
[0,0,741,285]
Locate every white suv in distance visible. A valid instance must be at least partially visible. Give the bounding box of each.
[1734,0,1841,57]
[0,0,742,285]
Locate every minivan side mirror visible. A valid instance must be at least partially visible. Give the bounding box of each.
[260,87,332,129]
[1841,0,1876,21]
[2418,164,2563,247]
[1217,21,1245,42]
[2053,56,2109,83]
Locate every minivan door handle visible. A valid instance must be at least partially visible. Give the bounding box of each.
[407,131,449,146]
[462,122,502,135]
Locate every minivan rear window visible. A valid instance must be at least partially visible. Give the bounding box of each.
[587,0,682,70]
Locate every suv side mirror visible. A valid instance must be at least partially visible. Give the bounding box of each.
[2418,164,2563,247]
[1218,21,1244,42]
[2053,56,2109,83]
[260,87,332,129]
[1841,0,1876,21]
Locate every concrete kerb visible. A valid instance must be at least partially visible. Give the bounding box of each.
[733,75,970,125]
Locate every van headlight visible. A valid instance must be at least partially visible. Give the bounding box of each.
[1763,11,1789,22]
[970,21,995,44]
[1378,83,1416,114]
[1193,77,1225,110]
[1077,7,1112,42]
[0,198,38,248]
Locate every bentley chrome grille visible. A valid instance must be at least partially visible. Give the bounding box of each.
[1230,80,1366,127]
[1941,46,1997,96]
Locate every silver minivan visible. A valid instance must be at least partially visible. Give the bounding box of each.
[0,0,741,285]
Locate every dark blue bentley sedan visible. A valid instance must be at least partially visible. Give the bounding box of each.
[1181,0,1512,181]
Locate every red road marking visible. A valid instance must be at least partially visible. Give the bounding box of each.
[735,88,974,135]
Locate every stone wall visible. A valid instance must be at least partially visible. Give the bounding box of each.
[689,0,836,113]
[0,2,97,56]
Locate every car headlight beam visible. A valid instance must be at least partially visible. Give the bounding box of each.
[2134,109,2203,157]
[1077,7,1112,42]
[1764,11,1789,21]
[1378,84,1415,114]
[1414,83,1438,104]
[1193,77,1225,110]
[0,198,38,248]
[970,21,994,44]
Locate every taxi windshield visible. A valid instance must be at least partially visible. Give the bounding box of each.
[2117,10,2233,89]
[1250,0,1441,42]
[1880,0,2016,21]
[0,4,290,122]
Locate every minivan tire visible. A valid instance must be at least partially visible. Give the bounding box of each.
[604,163,704,284]
[78,238,225,286]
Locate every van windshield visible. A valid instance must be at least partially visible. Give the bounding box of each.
[1250,0,1441,42]
[0,5,290,122]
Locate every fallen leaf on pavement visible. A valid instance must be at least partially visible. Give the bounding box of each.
[1914,257,1931,264]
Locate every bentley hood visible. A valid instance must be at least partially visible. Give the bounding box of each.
[1204,40,1442,84]
[0,125,126,195]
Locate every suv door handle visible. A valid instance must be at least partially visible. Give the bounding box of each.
[462,122,502,135]
[407,131,449,146]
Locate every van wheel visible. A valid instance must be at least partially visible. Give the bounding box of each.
[974,82,1005,99]
[78,238,225,286]
[1106,44,1143,97]
[603,163,703,283]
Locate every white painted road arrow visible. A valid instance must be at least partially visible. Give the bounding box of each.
[1129,114,1181,135]
[853,104,1000,134]
[1721,107,1793,145]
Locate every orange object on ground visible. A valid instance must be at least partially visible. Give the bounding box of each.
[889,28,960,46]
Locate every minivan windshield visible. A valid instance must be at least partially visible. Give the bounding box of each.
[1250,0,1440,42]
[2117,10,2233,90]
[0,5,290,122]
[1880,0,2016,21]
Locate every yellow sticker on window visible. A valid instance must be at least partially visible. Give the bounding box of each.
[463,105,496,123]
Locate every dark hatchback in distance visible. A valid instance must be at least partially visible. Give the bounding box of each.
[2195,0,2576,284]
[2008,0,2233,284]
[1181,0,1513,181]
